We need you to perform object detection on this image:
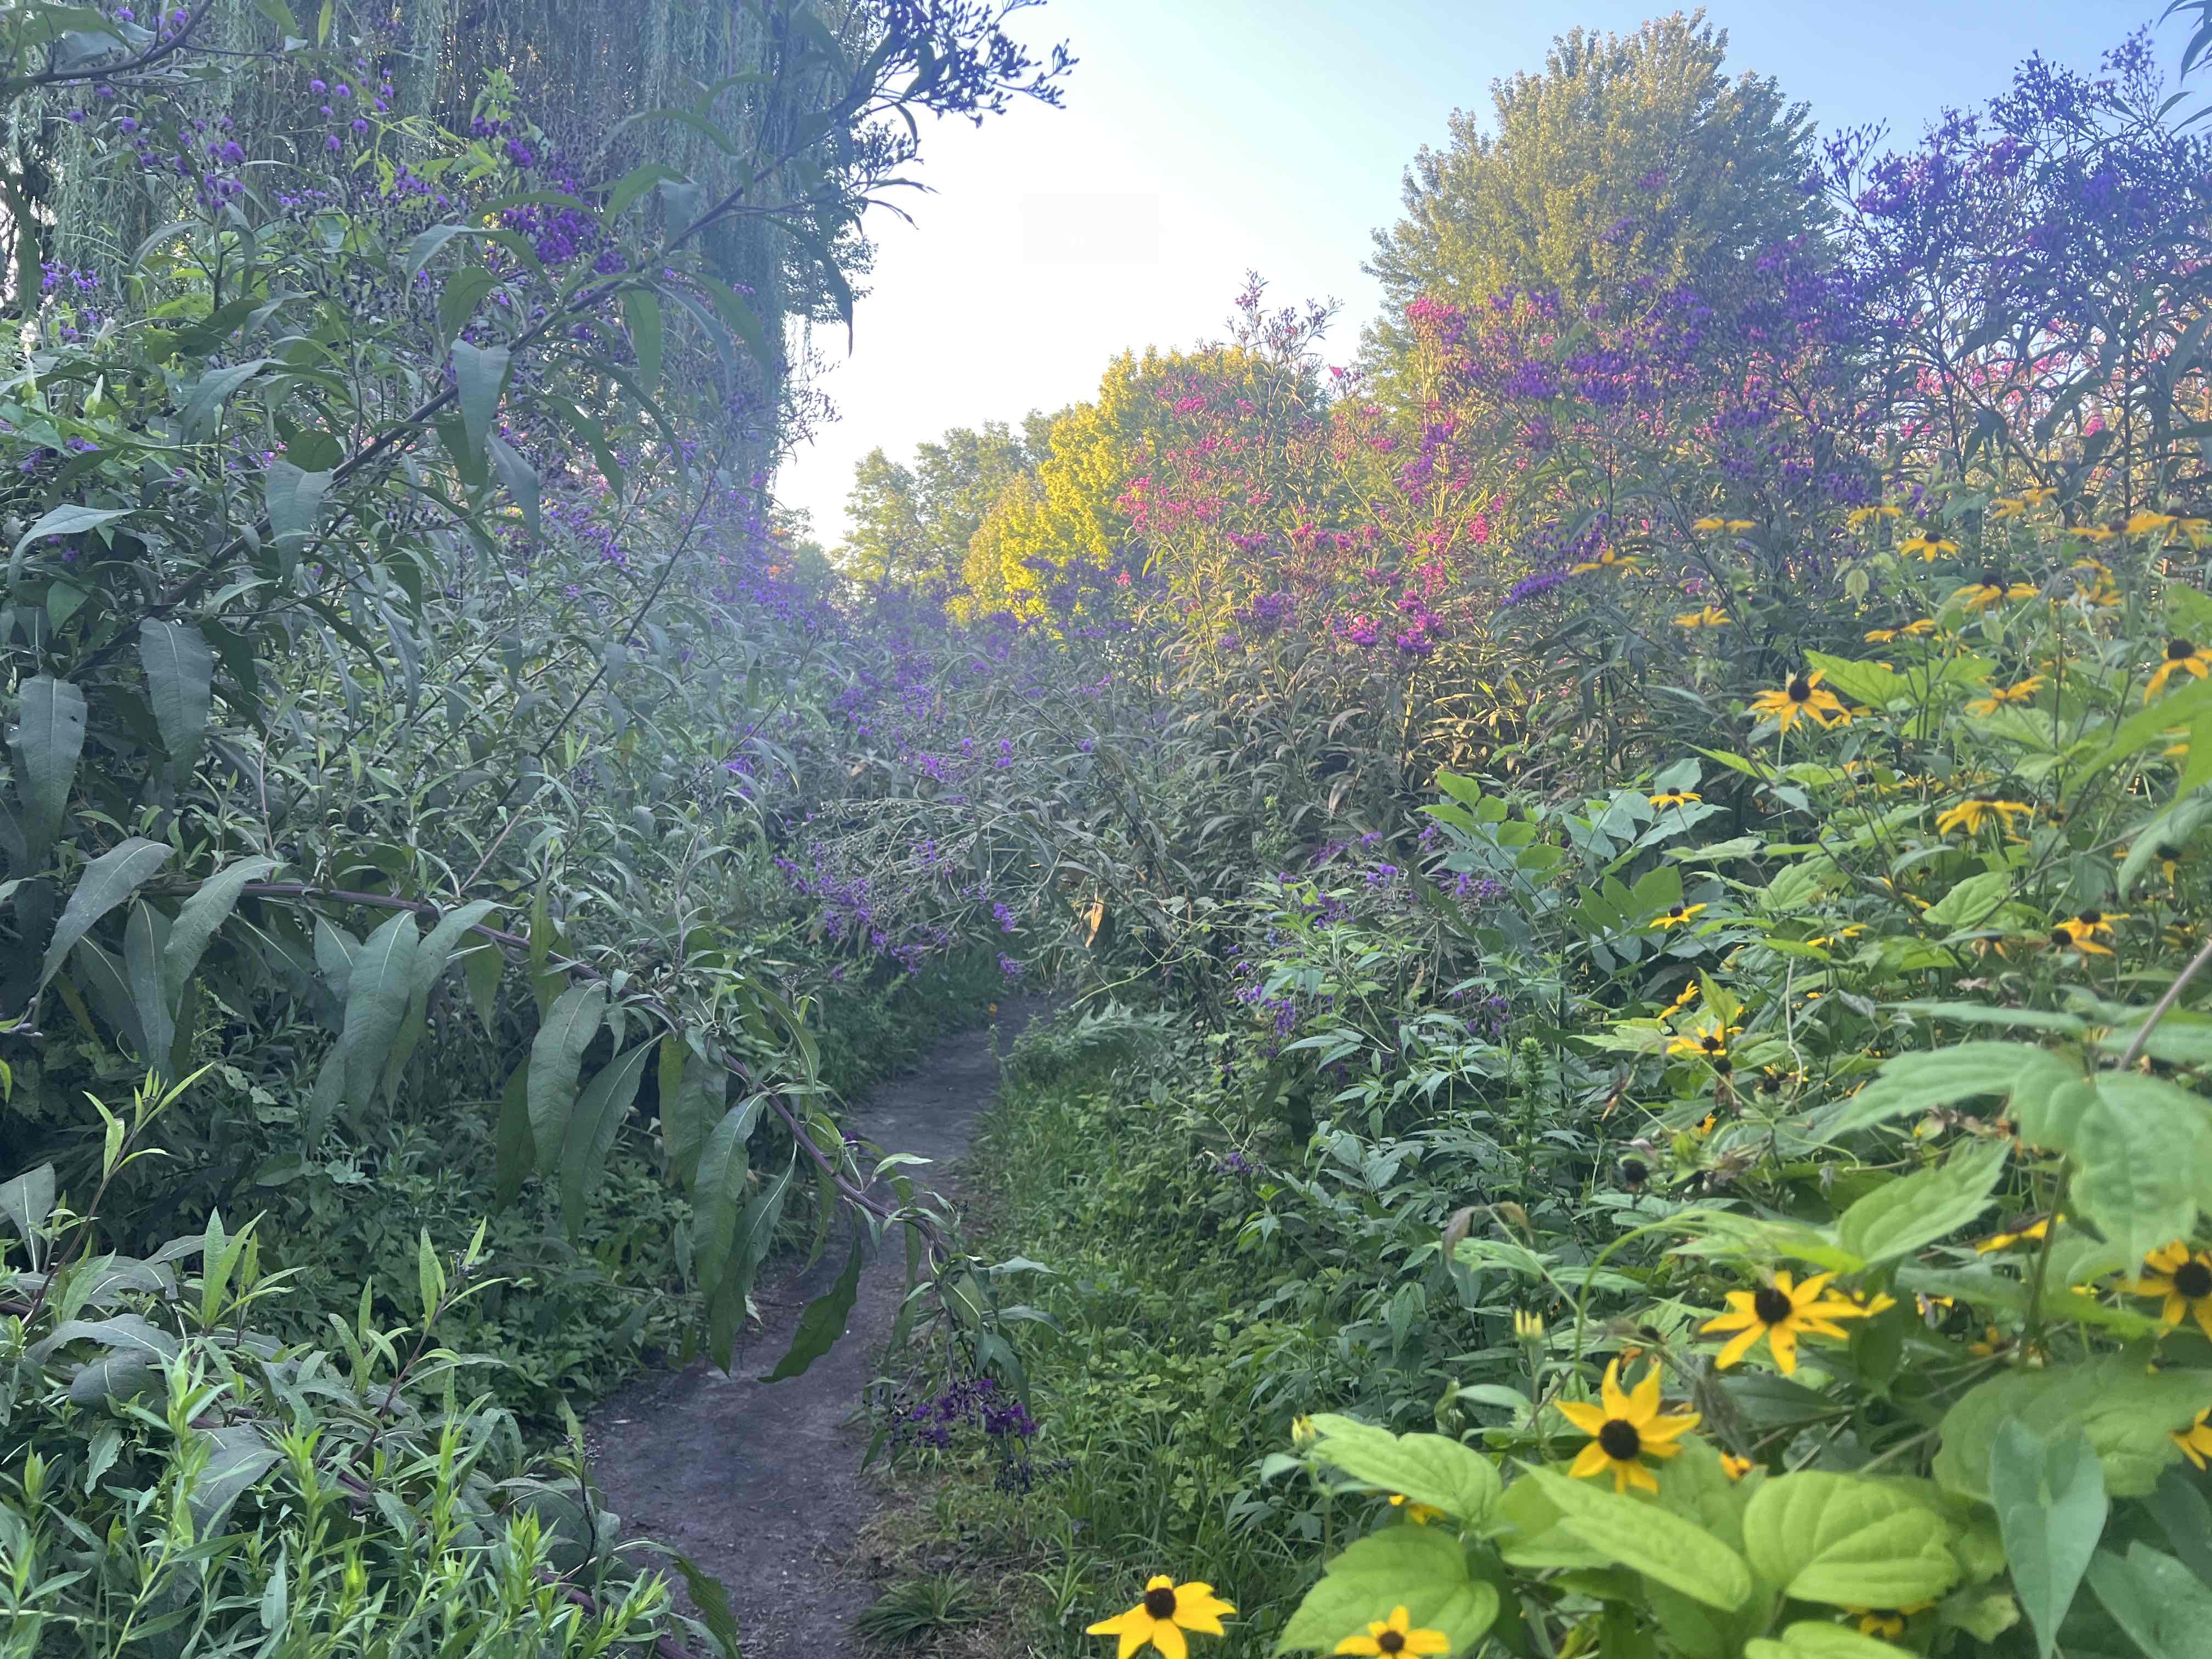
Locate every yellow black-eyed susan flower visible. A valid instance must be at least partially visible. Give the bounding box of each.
[1554,1359,1701,1493]
[2050,918,2112,956]
[1749,671,1849,732]
[1934,796,2033,836]
[2148,639,2212,696]
[1900,531,1959,560]
[1570,548,1642,575]
[1649,789,1702,810]
[1088,1578,1236,1659]
[1667,1018,1739,1066]
[1334,1607,1449,1659]
[1701,1271,1869,1374]
[1847,505,1903,529]
[2127,511,2180,537]
[1673,605,1731,628]
[2072,909,2126,940]
[2174,1409,2212,1471]
[2021,486,2060,504]
[1966,676,2045,718]
[1719,1453,1753,1480]
[2128,1243,2212,1340]
[2069,523,2118,544]
[1988,497,2028,520]
[1654,902,1708,929]
[1952,569,2040,610]
[1846,1605,1933,1639]
[1386,1493,1443,1524]
[1975,1214,2060,1253]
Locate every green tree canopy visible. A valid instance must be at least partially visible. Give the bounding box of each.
[840,420,1035,585]
[1366,11,1819,328]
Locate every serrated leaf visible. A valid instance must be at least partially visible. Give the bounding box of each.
[1741,1472,1958,1608]
[1933,1356,2212,1501]
[1524,1466,1752,1610]
[1836,1138,2009,1264]
[1307,1413,1503,1523]
[2071,1074,2210,1264]
[1818,1043,2042,1138]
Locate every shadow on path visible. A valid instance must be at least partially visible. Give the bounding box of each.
[586,997,1050,1656]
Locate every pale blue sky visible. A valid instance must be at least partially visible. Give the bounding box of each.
[778,1,2164,542]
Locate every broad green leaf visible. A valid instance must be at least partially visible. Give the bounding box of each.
[2085,1544,2212,1659]
[765,1238,865,1381]
[1275,1523,1502,1655]
[1308,1413,1503,1523]
[1989,1426,2106,1659]
[693,1098,763,1300]
[38,837,173,992]
[125,899,172,1062]
[2070,1074,2210,1265]
[669,1554,744,1659]
[1745,1623,1914,1659]
[264,461,331,573]
[1922,871,2012,932]
[1933,1356,2212,1500]
[378,900,499,1102]
[0,1163,56,1243]
[437,266,495,345]
[162,856,279,1011]
[465,939,503,1033]
[337,911,419,1115]
[139,619,214,779]
[12,503,133,569]
[180,357,271,440]
[1741,1473,1957,1609]
[493,1061,532,1207]
[560,1040,654,1233]
[527,983,607,1177]
[450,340,510,459]
[10,674,87,860]
[661,1034,724,1189]
[1835,1138,2009,1263]
[1806,653,1911,709]
[1818,1043,2042,1138]
[1523,1466,1752,1610]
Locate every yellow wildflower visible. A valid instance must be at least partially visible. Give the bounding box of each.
[1554,1359,1701,1494]
[1088,1579,1236,1659]
[1702,1271,1870,1374]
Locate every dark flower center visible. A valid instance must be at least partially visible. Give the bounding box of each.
[1759,1073,1782,1094]
[1621,1158,1649,1187]
[1712,1057,1733,1077]
[2077,909,2103,926]
[1752,1286,1796,1325]
[1597,1418,1643,1460]
[1667,905,1686,919]
[2171,639,2199,662]
[1700,1033,1724,1052]
[1787,675,1812,702]
[2177,1261,2212,1301]
[1378,1633,1407,1655]
[2051,927,2075,949]
[1144,1588,1179,1621]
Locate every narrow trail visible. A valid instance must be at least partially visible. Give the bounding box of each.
[586,998,1048,1657]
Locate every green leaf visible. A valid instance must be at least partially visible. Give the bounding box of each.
[661,1034,723,1189]
[1817,1043,2044,1138]
[162,856,279,1012]
[2070,1074,2212,1262]
[12,502,133,568]
[139,620,214,779]
[1523,1466,1752,1610]
[528,984,607,1177]
[693,1098,762,1300]
[1741,1473,1957,1609]
[605,162,680,220]
[10,674,87,861]
[1805,653,1910,709]
[625,289,663,388]
[125,899,172,1062]
[1922,871,2012,933]
[38,838,173,993]
[486,432,540,539]
[1308,1413,1503,1523]
[437,266,495,346]
[0,1163,57,1244]
[179,357,271,440]
[1835,1138,2009,1264]
[416,1228,445,1317]
[494,1060,532,1207]
[450,340,510,460]
[337,911,419,1115]
[1744,1623,1915,1659]
[1275,1524,1502,1655]
[1933,1355,2212,1501]
[264,461,331,574]
[1989,1425,2106,1659]
[464,940,503,1034]
[669,1554,743,1659]
[560,1040,653,1233]
[379,900,499,1102]
[2085,1544,2212,1659]
[766,1238,865,1382]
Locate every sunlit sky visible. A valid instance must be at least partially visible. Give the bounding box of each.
[776,1,2162,545]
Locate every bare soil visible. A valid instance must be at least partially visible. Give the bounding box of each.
[585,998,1048,1657]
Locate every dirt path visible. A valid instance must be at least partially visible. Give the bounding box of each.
[586,998,1046,1656]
